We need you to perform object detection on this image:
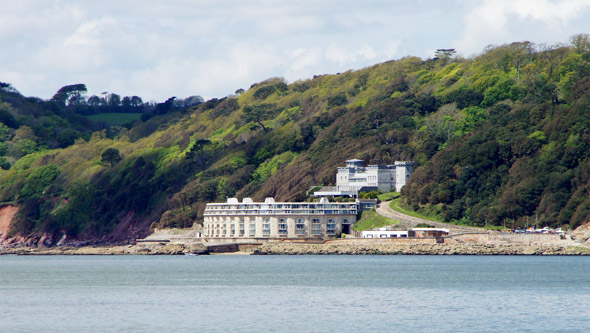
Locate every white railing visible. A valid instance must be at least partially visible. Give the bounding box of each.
[204,210,357,216]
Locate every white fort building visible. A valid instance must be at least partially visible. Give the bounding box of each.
[203,197,357,239]
[314,159,414,197]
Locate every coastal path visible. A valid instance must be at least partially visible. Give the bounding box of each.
[376,201,488,234]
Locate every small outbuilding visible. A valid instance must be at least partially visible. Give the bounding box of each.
[362,229,408,238]
[408,228,449,238]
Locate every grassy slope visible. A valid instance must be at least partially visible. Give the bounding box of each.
[353,209,399,231]
[389,198,443,222]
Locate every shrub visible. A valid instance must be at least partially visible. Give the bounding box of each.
[327,94,347,108]
[20,164,60,199]
[253,86,277,100]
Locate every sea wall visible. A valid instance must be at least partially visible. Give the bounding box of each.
[325,238,438,244]
[255,241,590,255]
[489,233,564,243]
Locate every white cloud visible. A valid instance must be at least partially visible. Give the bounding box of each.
[455,0,590,56]
[382,40,401,59]
[124,43,286,100]
[1,1,590,101]
[285,47,324,80]
[325,43,377,66]
[33,17,119,72]
[256,15,326,36]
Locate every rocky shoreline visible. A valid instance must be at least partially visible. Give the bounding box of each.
[0,243,210,255]
[2,241,590,256]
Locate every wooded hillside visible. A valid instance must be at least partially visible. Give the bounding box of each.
[1,34,590,244]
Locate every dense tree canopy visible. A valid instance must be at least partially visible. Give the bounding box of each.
[101,148,122,167]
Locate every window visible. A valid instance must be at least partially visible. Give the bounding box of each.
[279,219,287,235]
[263,219,270,236]
[249,221,256,236]
[239,222,245,236]
[327,219,336,235]
[231,223,235,235]
[343,218,349,224]
[312,219,321,235]
[296,219,305,235]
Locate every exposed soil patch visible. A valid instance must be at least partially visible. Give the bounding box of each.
[0,205,19,238]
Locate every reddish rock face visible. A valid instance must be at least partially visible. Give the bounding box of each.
[0,205,19,241]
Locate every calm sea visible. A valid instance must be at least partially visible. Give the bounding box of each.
[1,255,589,332]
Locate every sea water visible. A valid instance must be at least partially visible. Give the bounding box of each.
[1,255,589,332]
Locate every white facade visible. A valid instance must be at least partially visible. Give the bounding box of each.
[362,229,408,238]
[362,228,449,238]
[203,197,357,239]
[393,161,414,192]
[315,159,414,196]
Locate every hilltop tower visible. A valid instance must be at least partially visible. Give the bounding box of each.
[315,159,415,197]
[394,161,414,192]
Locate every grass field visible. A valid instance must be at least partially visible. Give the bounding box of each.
[353,209,399,231]
[377,191,400,201]
[85,113,142,126]
[389,198,444,222]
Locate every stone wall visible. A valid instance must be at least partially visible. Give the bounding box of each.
[255,242,590,255]
[489,233,564,243]
[325,238,438,245]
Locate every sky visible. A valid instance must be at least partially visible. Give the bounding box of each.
[1,0,590,102]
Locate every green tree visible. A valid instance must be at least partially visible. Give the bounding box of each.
[51,84,87,106]
[101,148,122,167]
[0,156,10,169]
[185,139,211,170]
[57,129,81,148]
[242,105,269,131]
[570,33,590,53]
[0,81,19,94]
[87,95,101,107]
[253,86,276,100]
[0,106,18,128]
[108,93,121,108]
[130,96,143,107]
[327,94,347,108]
[121,96,132,109]
[0,122,10,141]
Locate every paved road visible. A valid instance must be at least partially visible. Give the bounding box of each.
[376,201,488,234]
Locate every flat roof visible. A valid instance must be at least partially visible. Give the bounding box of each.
[410,228,450,232]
